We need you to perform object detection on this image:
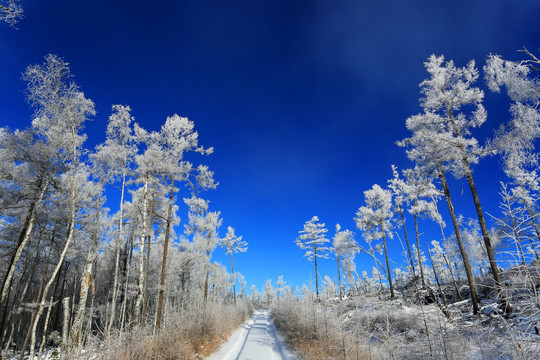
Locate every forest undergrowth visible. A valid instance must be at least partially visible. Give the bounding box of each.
[272,261,540,360]
[82,301,252,360]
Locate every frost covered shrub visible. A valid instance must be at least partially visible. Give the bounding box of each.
[272,296,371,360]
[352,307,424,335]
[87,301,252,360]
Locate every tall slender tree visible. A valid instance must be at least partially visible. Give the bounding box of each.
[388,165,416,280]
[152,115,213,329]
[296,216,330,299]
[22,54,95,358]
[485,52,540,259]
[355,184,396,298]
[92,105,137,336]
[332,224,358,299]
[219,226,247,304]
[398,55,504,313]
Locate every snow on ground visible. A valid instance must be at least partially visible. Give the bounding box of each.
[208,309,296,360]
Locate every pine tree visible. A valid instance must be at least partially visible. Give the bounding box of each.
[296,216,330,299]
[219,226,247,305]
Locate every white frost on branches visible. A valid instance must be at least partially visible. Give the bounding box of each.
[1,0,23,27]
[296,216,330,261]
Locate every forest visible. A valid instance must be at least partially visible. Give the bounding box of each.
[270,50,540,360]
[2,1,540,360]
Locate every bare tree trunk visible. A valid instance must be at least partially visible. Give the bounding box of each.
[134,172,149,326]
[437,222,462,300]
[17,246,52,360]
[427,245,450,318]
[1,323,15,360]
[438,161,479,314]
[229,253,237,304]
[27,123,80,358]
[463,162,509,311]
[447,109,509,313]
[381,226,395,299]
[3,284,35,360]
[62,297,70,356]
[142,184,156,323]
[37,291,55,359]
[70,195,102,350]
[314,244,319,299]
[83,285,95,347]
[53,261,69,334]
[336,255,342,300]
[204,250,210,304]
[156,177,175,330]
[0,177,49,307]
[414,213,426,289]
[107,171,127,336]
[399,205,416,279]
[120,235,134,331]
[0,235,41,348]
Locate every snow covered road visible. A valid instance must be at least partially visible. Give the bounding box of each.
[207,310,297,360]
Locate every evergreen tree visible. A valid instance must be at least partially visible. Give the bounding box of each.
[296,216,330,299]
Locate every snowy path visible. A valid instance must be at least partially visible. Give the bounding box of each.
[207,309,297,360]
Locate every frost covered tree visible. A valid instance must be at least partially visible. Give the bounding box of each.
[90,105,137,335]
[402,166,440,288]
[398,55,500,313]
[322,276,337,300]
[263,279,274,306]
[0,0,23,27]
[388,165,416,280]
[185,196,222,304]
[251,284,261,307]
[461,218,499,277]
[354,184,396,298]
[275,275,286,301]
[0,55,95,310]
[494,183,537,264]
[17,55,96,359]
[219,226,247,304]
[68,165,109,353]
[131,134,157,326]
[332,224,358,298]
[485,51,540,256]
[296,216,330,299]
[152,115,213,329]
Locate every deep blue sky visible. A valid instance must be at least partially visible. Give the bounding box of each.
[1,0,540,292]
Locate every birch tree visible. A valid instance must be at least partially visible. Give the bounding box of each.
[131,136,158,326]
[1,54,95,311]
[91,105,138,335]
[14,55,95,358]
[68,166,107,354]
